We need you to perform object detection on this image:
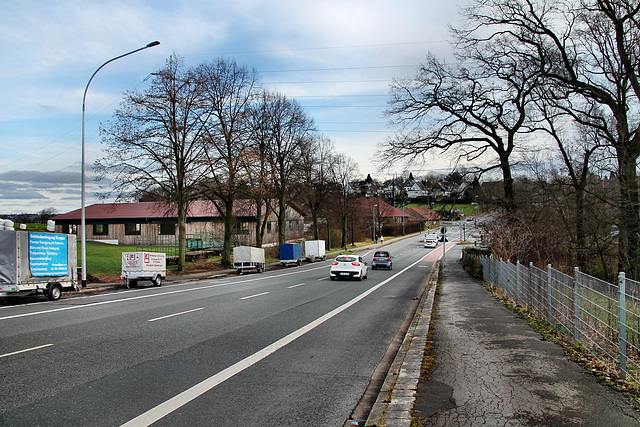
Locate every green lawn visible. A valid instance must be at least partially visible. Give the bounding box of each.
[79,242,140,276]
[406,203,481,217]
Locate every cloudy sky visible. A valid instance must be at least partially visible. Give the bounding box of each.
[0,0,464,215]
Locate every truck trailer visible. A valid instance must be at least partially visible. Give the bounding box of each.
[279,243,303,266]
[233,246,265,274]
[0,230,78,301]
[304,240,326,262]
[120,252,166,288]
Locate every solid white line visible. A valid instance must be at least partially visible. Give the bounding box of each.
[148,308,204,322]
[120,256,425,427]
[0,343,53,359]
[287,283,305,289]
[240,292,270,300]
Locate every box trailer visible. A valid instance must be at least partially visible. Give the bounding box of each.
[304,240,326,262]
[279,243,303,266]
[233,246,265,274]
[0,230,79,301]
[121,252,166,288]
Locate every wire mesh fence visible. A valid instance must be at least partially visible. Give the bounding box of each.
[468,252,640,384]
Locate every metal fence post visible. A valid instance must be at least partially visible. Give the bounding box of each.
[619,272,627,380]
[516,260,521,305]
[547,264,552,324]
[529,262,534,312]
[573,267,580,343]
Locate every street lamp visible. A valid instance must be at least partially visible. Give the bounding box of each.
[81,41,160,287]
[372,204,378,242]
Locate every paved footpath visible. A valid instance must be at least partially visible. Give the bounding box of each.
[413,245,640,426]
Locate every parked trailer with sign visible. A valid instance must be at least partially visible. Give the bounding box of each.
[0,230,79,301]
[121,252,166,288]
[233,246,265,274]
[304,240,326,262]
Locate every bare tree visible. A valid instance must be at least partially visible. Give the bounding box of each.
[260,92,316,245]
[380,49,540,211]
[298,135,338,240]
[331,153,360,250]
[460,0,640,275]
[97,55,207,271]
[196,58,260,267]
[37,208,58,224]
[244,89,276,248]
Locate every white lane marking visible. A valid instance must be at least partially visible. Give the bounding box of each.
[148,308,204,323]
[120,256,425,427]
[287,283,305,289]
[0,343,53,359]
[0,265,329,322]
[239,292,270,300]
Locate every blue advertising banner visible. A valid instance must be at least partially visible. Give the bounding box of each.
[29,232,68,277]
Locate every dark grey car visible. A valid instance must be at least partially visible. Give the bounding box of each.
[372,250,392,270]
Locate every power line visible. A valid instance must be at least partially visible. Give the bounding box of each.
[260,64,419,73]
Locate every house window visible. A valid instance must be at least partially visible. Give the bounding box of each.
[159,223,175,235]
[93,224,108,236]
[234,221,249,235]
[267,221,272,233]
[125,223,141,235]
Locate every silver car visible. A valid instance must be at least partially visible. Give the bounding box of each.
[330,255,368,280]
[372,250,392,270]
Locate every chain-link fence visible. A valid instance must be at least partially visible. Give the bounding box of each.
[465,252,640,384]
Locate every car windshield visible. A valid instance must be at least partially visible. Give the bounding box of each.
[336,256,356,262]
[374,252,389,257]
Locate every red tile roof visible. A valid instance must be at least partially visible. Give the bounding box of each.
[353,199,410,218]
[53,200,261,221]
[404,207,441,221]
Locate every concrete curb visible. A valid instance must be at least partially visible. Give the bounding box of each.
[365,261,439,427]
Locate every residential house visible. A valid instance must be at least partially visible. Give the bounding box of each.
[52,200,305,247]
[403,176,428,199]
[404,207,442,229]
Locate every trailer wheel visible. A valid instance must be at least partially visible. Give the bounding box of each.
[297,259,302,266]
[152,275,162,287]
[47,283,62,301]
[128,280,138,288]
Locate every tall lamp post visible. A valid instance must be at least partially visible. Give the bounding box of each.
[81,41,160,287]
[372,204,378,242]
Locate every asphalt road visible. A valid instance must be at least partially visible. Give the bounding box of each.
[0,236,436,426]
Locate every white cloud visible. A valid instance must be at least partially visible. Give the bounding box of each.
[0,0,467,214]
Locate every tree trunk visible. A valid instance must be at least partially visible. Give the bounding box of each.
[311,210,319,240]
[255,203,263,248]
[278,202,287,245]
[574,185,586,269]
[618,151,640,278]
[500,155,515,211]
[221,198,235,268]
[177,202,187,272]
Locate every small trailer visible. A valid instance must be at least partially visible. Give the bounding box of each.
[279,243,303,266]
[233,246,265,274]
[304,240,326,262]
[0,230,79,301]
[121,252,166,288]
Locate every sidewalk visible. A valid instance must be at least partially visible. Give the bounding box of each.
[367,245,640,426]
